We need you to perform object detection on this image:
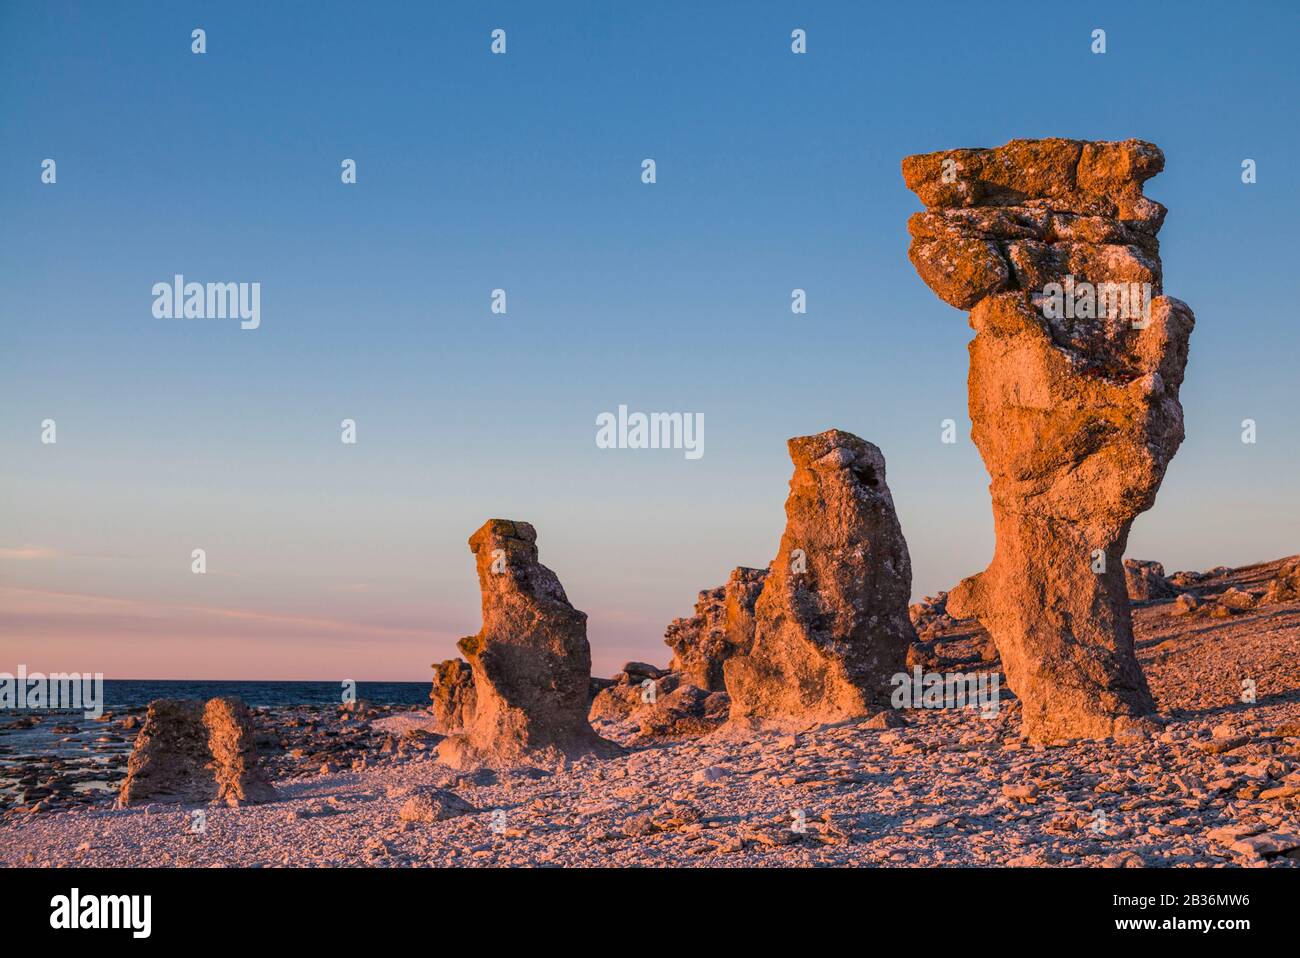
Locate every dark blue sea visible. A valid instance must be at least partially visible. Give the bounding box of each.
[96,679,429,710]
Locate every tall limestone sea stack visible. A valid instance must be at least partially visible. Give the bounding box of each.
[902,138,1195,743]
[725,430,916,725]
[436,519,615,767]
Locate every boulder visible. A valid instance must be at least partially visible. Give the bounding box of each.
[397,786,477,823]
[619,662,667,684]
[1168,570,1206,590]
[1124,559,1176,602]
[1217,587,1257,612]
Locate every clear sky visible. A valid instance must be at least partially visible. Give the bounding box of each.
[2,1,1297,680]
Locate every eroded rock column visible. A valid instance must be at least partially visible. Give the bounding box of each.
[902,138,1195,742]
[437,519,615,767]
[724,430,916,724]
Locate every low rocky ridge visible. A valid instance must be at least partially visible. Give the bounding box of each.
[589,663,731,740]
[4,558,1298,867]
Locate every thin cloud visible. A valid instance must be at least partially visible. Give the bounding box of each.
[0,546,58,560]
[0,585,434,639]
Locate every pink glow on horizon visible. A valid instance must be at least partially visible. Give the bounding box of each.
[0,585,660,681]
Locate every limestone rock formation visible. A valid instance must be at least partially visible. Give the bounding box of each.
[203,696,276,806]
[903,138,1195,742]
[118,696,275,807]
[429,658,476,733]
[397,786,477,823]
[437,519,615,767]
[1125,559,1176,602]
[664,567,768,691]
[724,430,917,724]
[636,682,730,737]
[909,591,957,638]
[1264,557,1300,605]
[117,700,213,806]
[588,668,730,739]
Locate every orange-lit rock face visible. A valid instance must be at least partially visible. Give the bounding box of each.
[436,520,615,767]
[204,696,276,807]
[429,658,476,733]
[118,696,274,807]
[664,566,768,692]
[903,139,1195,743]
[724,430,916,725]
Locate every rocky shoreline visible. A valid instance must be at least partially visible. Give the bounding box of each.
[0,700,428,819]
[4,558,1298,868]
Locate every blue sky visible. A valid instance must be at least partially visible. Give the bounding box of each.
[2,0,1297,679]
